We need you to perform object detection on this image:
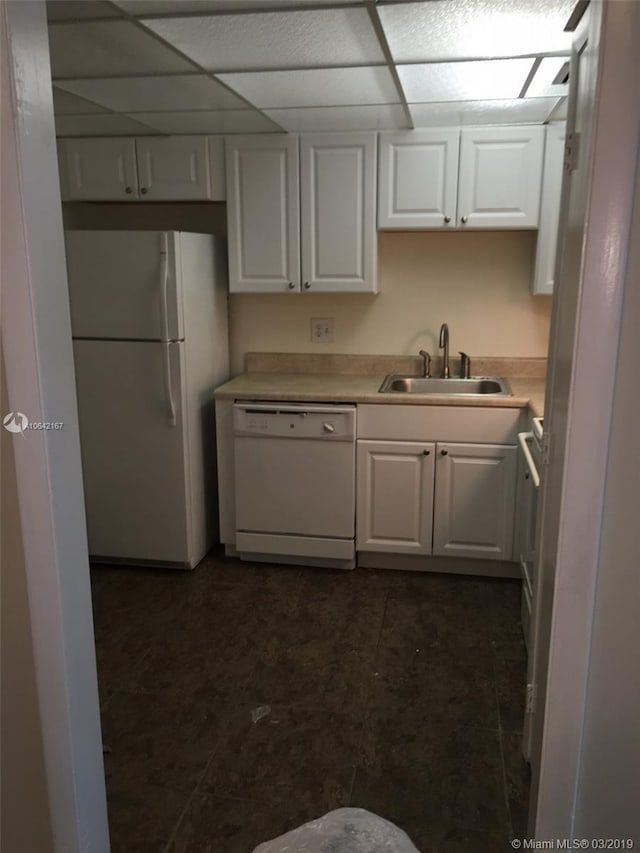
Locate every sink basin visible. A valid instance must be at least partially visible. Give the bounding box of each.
[378,375,512,396]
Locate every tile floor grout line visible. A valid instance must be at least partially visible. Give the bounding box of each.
[161,721,234,853]
[494,654,517,842]
[348,588,392,807]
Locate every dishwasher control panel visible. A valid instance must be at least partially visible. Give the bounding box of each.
[233,403,356,440]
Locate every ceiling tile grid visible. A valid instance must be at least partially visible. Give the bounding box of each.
[46,0,573,136]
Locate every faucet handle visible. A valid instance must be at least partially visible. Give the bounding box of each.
[458,351,471,379]
[418,349,431,378]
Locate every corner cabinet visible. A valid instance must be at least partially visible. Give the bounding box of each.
[532,123,566,295]
[226,133,378,294]
[378,125,545,230]
[58,135,225,201]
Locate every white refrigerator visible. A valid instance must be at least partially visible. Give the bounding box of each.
[65,230,229,569]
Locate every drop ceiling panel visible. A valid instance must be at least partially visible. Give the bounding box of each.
[409,97,560,127]
[264,104,408,132]
[52,86,109,115]
[141,8,384,71]
[55,74,248,113]
[126,109,281,133]
[47,1,121,21]
[55,113,160,137]
[115,0,364,11]
[526,56,570,98]
[378,0,575,62]
[48,21,197,79]
[398,59,534,103]
[218,66,399,109]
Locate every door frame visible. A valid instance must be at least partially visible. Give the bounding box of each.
[1,2,109,851]
[528,0,640,840]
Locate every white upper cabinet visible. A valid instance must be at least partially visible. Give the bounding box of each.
[225,134,300,294]
[532,123,566,295]
[300,132,377,293]
[226,132,378,294]
[58,135,225,202]
[59,137,139,201]
[378,129,459,229]
[457,125,545,228]
[136,136,210,200]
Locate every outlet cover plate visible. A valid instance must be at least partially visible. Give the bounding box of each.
[311,317,335,343]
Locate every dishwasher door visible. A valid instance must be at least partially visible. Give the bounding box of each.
[234,403,356,560]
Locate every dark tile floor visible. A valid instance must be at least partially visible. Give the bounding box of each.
[91,549,531,853]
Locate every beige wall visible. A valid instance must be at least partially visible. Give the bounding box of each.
[229,231,552,374]
[1,360,54,853]
[62,204,552,376]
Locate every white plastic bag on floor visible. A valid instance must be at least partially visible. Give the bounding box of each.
[252,807,420,853]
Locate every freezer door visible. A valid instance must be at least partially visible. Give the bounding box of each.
[73,339,191,565]
[65,230,183,340]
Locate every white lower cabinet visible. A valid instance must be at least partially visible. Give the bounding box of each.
[432,442,517,560]
[356,440,435,554]
[356,405,520,563]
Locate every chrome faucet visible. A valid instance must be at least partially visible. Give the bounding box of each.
[439,323,450,378]
[418,349,431,378]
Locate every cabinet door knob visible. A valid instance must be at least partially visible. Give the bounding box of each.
[304,282,311,290]
[125,186,133,194]
[525,472,530,479]
[443,216,451,224]
[287,281,296,290]
[423,449,431,456]
[440,449,448,456]
[460,216,468,224]
[140,187,148,195]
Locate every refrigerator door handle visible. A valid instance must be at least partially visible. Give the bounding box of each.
[159,232,171,343]
[161,341,177,427]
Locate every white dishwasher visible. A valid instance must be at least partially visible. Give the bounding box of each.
[234,402,356,568]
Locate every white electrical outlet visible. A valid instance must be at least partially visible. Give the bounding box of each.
[311,317,335,343]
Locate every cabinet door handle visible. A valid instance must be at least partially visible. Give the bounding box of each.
[460,216,468,224]
[304,282,311,290]
[443,216,451,224]
[141,187,148,195]
[287,281,296,290]
[423,449,431,456]
[440,449,448,456]
[125,186,133,194]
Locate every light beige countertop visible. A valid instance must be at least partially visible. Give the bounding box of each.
[214,354,546,416]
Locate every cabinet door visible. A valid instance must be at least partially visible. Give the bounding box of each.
[433,443,517,560]
[378,129,459,229]
[532,124,566,294]
[58,137,138,201]
[226,135,300,293]
[300,132,377,293]
[457,126,545,228]
[357,440,435,554]
[136,136,211,200]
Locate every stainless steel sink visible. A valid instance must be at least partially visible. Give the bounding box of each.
[378,375,512,396]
